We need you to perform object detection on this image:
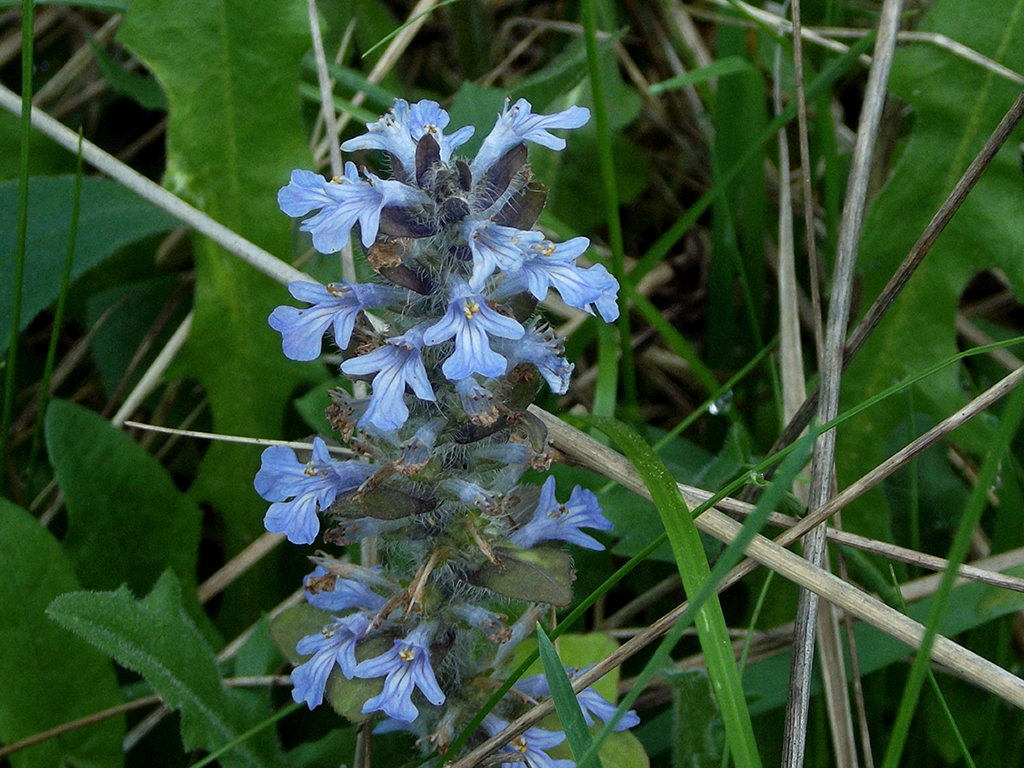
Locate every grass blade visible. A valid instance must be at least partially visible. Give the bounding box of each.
[880,376,1024,767]
[590,416,763,768]
[537,626,603,767]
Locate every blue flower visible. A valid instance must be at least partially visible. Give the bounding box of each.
[341,99,475,173]
[493,328,573,394]
[507,237,620,322]
[515,670,640,731]
[510,476,613,551]
[303,566,388,613]
[354,623,446,723]
[291,611,373,709]
[278,163,427,251]
[472,97,590,177]
[269,280,405,360]
[483,715,574,768]
[340,324,435,432]
[423,283,525,380]
[254,437,374,544]
[460,219,543,290]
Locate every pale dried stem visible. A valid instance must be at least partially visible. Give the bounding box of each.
[197,532,285,604]
[123,420,355,457]
[700,1,1024,86]
[784,3,902,763]
[306,0,341,176]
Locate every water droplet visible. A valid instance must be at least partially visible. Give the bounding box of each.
[709,390,733,416]
[749,470,767,486]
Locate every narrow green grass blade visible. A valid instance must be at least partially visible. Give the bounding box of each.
[649,56,755,93]
[890,573,978,768]
[1,0,34,487]
[881,380,1024,767]
[575,429,817,768]
[581,0,636,416]
[28,131,82,477]
[537,626,603,767]
[589,416,762,768]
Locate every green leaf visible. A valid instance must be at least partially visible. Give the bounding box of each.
[842,0,1024,539]
[537,627,602,768]
[118,0,326,626]
[48,571,282,768]
[589,417,762,768]
[46,399,202,597]
[0,176,177,354]
[667,669,722,768]
[87,38,167,111]
[0,499,123,768]
[470,545,576,606]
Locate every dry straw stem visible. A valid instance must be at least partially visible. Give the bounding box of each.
[450,407,1024,768]
[771,87,1024,461]
[698,0,1024,86]
[784,2,903,764]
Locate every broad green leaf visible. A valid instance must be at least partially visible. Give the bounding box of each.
[118,0,326,622]
[667,669,722,768]
[841,0,1024,539]
[48,571,282,768]
[0,499,123,768]
[87,38,167,111]
[0,176,177,354]
[46,399,202,598]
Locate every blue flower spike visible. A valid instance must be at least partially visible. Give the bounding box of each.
[267,96,637,761]
[278,162,427,251]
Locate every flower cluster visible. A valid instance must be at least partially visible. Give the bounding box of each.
[255,97,633,764]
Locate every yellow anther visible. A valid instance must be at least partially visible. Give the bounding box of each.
[463,300,481,319]
[513,737,528,753]
[538,243,556,257]
[326,282,347,297]
[304,462,318,476]
[399,648,416,663]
